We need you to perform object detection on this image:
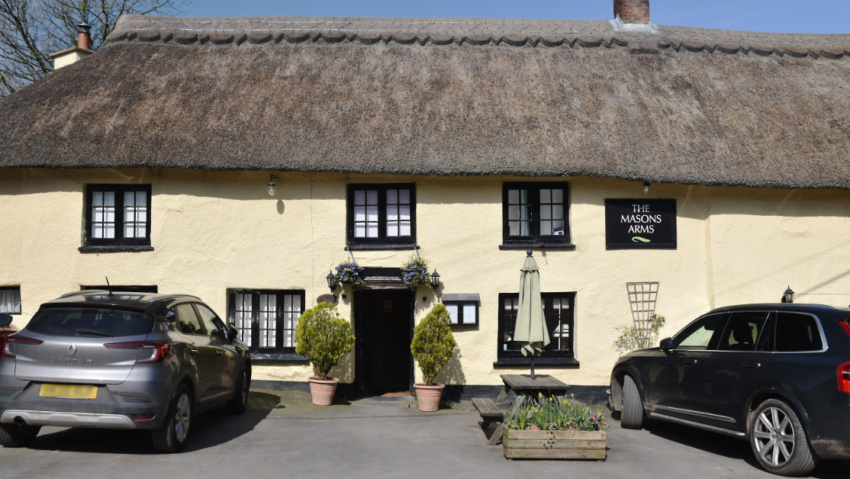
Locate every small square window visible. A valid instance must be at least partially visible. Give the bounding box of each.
[502,182,572,249]
[443,294,480,327]
[82,185,152,251]
[347,183,416,249]
[0,286,21,315]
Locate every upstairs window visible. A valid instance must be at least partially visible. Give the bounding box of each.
[82,185,152,251]
[502,182,572,248]
[347,184,416,249]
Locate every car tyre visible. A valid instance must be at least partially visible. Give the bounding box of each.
[621,375,645,429]
[750,399,817,476]
[225,363,251,414]
[0,422,40,447]
[152,384,192,453]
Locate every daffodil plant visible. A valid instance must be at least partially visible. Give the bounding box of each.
[504,393,607,432]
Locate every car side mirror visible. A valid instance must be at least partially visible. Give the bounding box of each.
[660,337,673,352]
[0,313,12,327]
[226,326,238,342]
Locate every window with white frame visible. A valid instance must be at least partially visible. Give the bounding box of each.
[0,287,21,314]
[228,289,305,361]
[347,183,416,249]
[83,185,152,250]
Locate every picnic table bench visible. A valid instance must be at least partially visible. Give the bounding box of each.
[473,374,571,446]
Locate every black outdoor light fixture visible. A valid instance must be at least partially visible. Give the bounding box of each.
[326,271,338,292]
[267,175,277,196]
[782,286,795,303]
[430,269,440,290]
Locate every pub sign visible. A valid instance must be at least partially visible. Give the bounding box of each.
[605,199,677,249]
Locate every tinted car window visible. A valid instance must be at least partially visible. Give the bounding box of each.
[174,303,205,335]
[718,312,770,351]
[26,307,152,337]
[674,313,725,350]
[776,312,823,352]
[195,303,225,336]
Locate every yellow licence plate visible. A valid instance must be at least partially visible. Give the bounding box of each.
[39,384,97,399]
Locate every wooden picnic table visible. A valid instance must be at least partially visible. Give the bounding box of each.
[475,374,571,446]
[496,374,571,403]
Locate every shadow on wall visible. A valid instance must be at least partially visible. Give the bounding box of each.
[434,345,466,401]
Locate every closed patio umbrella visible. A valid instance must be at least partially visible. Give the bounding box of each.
[513,250,549,379]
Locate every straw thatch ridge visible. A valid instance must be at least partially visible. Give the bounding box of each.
[1,15,849,190]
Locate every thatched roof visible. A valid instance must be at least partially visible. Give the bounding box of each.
[1,15,850,189]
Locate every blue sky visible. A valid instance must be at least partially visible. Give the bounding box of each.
[182,0,849,34]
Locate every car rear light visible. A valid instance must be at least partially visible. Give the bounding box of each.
[2,334,44,358]
[104,341,171,364]
[838,361,850,394]
[840,321,850,338]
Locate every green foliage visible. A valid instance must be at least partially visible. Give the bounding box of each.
[294,302,355,380]
[613,313,666,354]
[401,256,431,288]
[505,393,607,432]
[410,304,456,385]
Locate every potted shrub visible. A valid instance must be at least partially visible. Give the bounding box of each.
[294,302,355,406]
[410,304,457,411]
[503,393,608,460]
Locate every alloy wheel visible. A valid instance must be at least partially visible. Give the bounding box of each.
[173,392,191,442]
[753,406,795,467]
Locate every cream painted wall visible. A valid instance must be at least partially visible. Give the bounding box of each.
[1,169,848,387]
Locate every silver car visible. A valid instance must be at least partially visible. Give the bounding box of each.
[0,291,251,452]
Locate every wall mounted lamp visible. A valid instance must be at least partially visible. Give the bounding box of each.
[643,182,651,195]
[430,270,440,290]
[781,286,795,304]
[267,175,277,196]
[326,271,338,292]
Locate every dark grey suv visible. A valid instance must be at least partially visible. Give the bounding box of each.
[0,291,251,452]
[610,303,850,476]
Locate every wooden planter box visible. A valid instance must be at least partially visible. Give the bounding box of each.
[502,429,607,460]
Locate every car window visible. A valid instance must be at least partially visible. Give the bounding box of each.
[673,313,726,350]
[718,312,770,351]
[173,304,205,336]
[195,303,225,337]
[26,307,152,338]
[775,312,823,352]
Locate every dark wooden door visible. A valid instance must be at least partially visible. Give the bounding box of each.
[354,289,413,396]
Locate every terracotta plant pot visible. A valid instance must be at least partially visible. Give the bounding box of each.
[308,377,340,406]
[414,383,445,412]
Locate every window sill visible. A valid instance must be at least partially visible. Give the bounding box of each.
[499,243,576,251]
[493,357,580,368]
[346,244,418,251]
[79,245,154,253]
[250,352,309,364]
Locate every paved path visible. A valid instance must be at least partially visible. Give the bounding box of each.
[0,389,847,479]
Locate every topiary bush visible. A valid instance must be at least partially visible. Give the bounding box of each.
[411,304,457,385]
[295,302,355,380]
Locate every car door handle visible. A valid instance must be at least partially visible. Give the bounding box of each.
[684,359,698,365]
[189,349,199,356]
[743,361,762,368]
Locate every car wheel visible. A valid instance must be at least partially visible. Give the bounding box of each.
[621,375,645,429]
[152,384,192,453]
[750,399,817,476]
[0,422,40,447]
[225,364,251,414]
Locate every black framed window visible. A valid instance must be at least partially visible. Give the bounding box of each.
[82,184,152,251]
[0,286,21,315]
[445,301,479,327]
[502,182,572,249]
[347,183,416,249]
[496,292,577,366]
[228,289,306,362]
